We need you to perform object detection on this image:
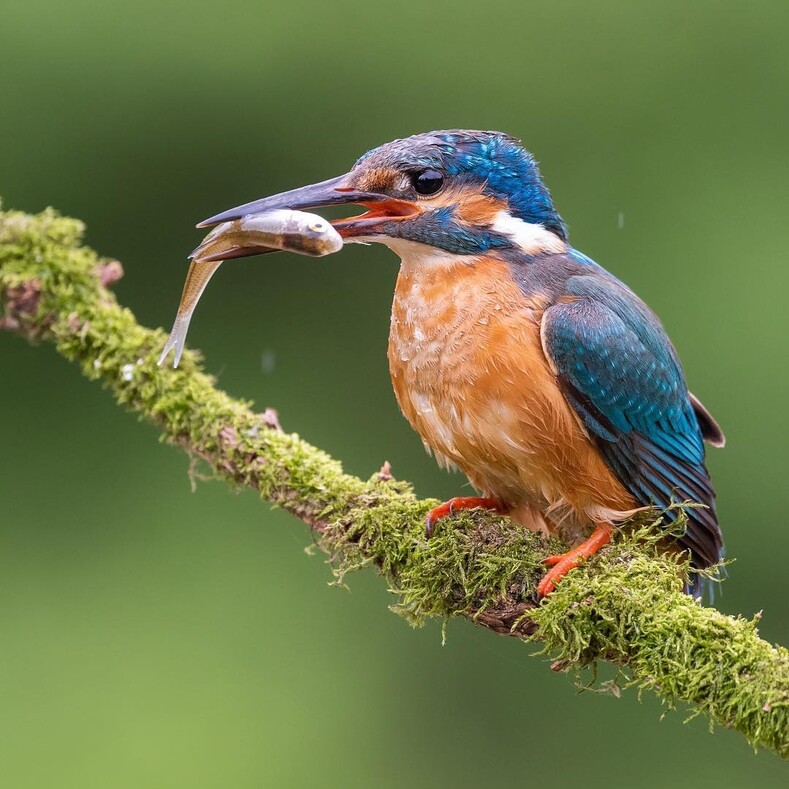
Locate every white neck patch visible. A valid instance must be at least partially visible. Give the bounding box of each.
[490,210,566,255]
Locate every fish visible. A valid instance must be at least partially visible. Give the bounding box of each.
[158,209,343,368]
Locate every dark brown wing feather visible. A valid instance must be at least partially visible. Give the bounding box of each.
[689,392,725,448]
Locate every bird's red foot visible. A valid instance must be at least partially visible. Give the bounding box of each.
[425,497,502,537]
[537,523,614,597]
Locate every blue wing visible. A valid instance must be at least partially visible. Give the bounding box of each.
[542,272,722,569]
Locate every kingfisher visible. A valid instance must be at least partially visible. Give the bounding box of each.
[198,130,725,597]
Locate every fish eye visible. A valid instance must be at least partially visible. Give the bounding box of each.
[411,169,444,196]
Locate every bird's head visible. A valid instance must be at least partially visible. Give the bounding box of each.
[198,130,568,261]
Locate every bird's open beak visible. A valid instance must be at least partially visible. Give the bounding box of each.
[197,173,418,240]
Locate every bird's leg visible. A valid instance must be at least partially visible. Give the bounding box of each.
[425,497,504,537]
[537,522,614,597]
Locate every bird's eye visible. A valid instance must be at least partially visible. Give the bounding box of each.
[411,169,444,196]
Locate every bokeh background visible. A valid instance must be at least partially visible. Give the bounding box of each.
[2,1,788,786]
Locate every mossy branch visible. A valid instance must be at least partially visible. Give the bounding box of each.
[1,201,787,758]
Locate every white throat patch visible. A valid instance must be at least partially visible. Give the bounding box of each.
[346,235,466,269]
[490,211,566,255]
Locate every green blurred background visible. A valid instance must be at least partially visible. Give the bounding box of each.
[2,1,788,786]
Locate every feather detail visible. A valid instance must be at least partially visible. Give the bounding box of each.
[542,271,723,570]
[690,392,726,447]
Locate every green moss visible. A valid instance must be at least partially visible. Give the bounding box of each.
[2,202,788,759]
[531,528,789,756]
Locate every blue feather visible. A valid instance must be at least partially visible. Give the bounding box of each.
[543,267,722,571]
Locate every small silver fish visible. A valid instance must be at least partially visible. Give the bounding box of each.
[158,209,342,368]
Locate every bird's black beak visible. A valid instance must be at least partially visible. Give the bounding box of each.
[197,173,419,241]
[197,174,387,229]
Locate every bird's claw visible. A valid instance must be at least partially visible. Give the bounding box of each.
[536,523,614,598]
[537,556,582,597]
[425,496,502,537]
[425,502,451,537]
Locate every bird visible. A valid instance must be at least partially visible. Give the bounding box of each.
[197,129,725,598]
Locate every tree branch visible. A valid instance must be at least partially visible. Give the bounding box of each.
[2,202,787,758]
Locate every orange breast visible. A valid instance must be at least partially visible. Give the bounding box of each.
[387,254,636,530]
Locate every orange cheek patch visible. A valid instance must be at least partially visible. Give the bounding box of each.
[424,183,506,225]
[454,193,507,225]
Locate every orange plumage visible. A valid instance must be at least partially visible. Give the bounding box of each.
[388,254,638,539]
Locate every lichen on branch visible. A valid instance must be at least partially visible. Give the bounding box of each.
[1,201,787,759]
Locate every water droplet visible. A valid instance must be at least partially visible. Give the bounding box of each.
[261,349,276,374]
